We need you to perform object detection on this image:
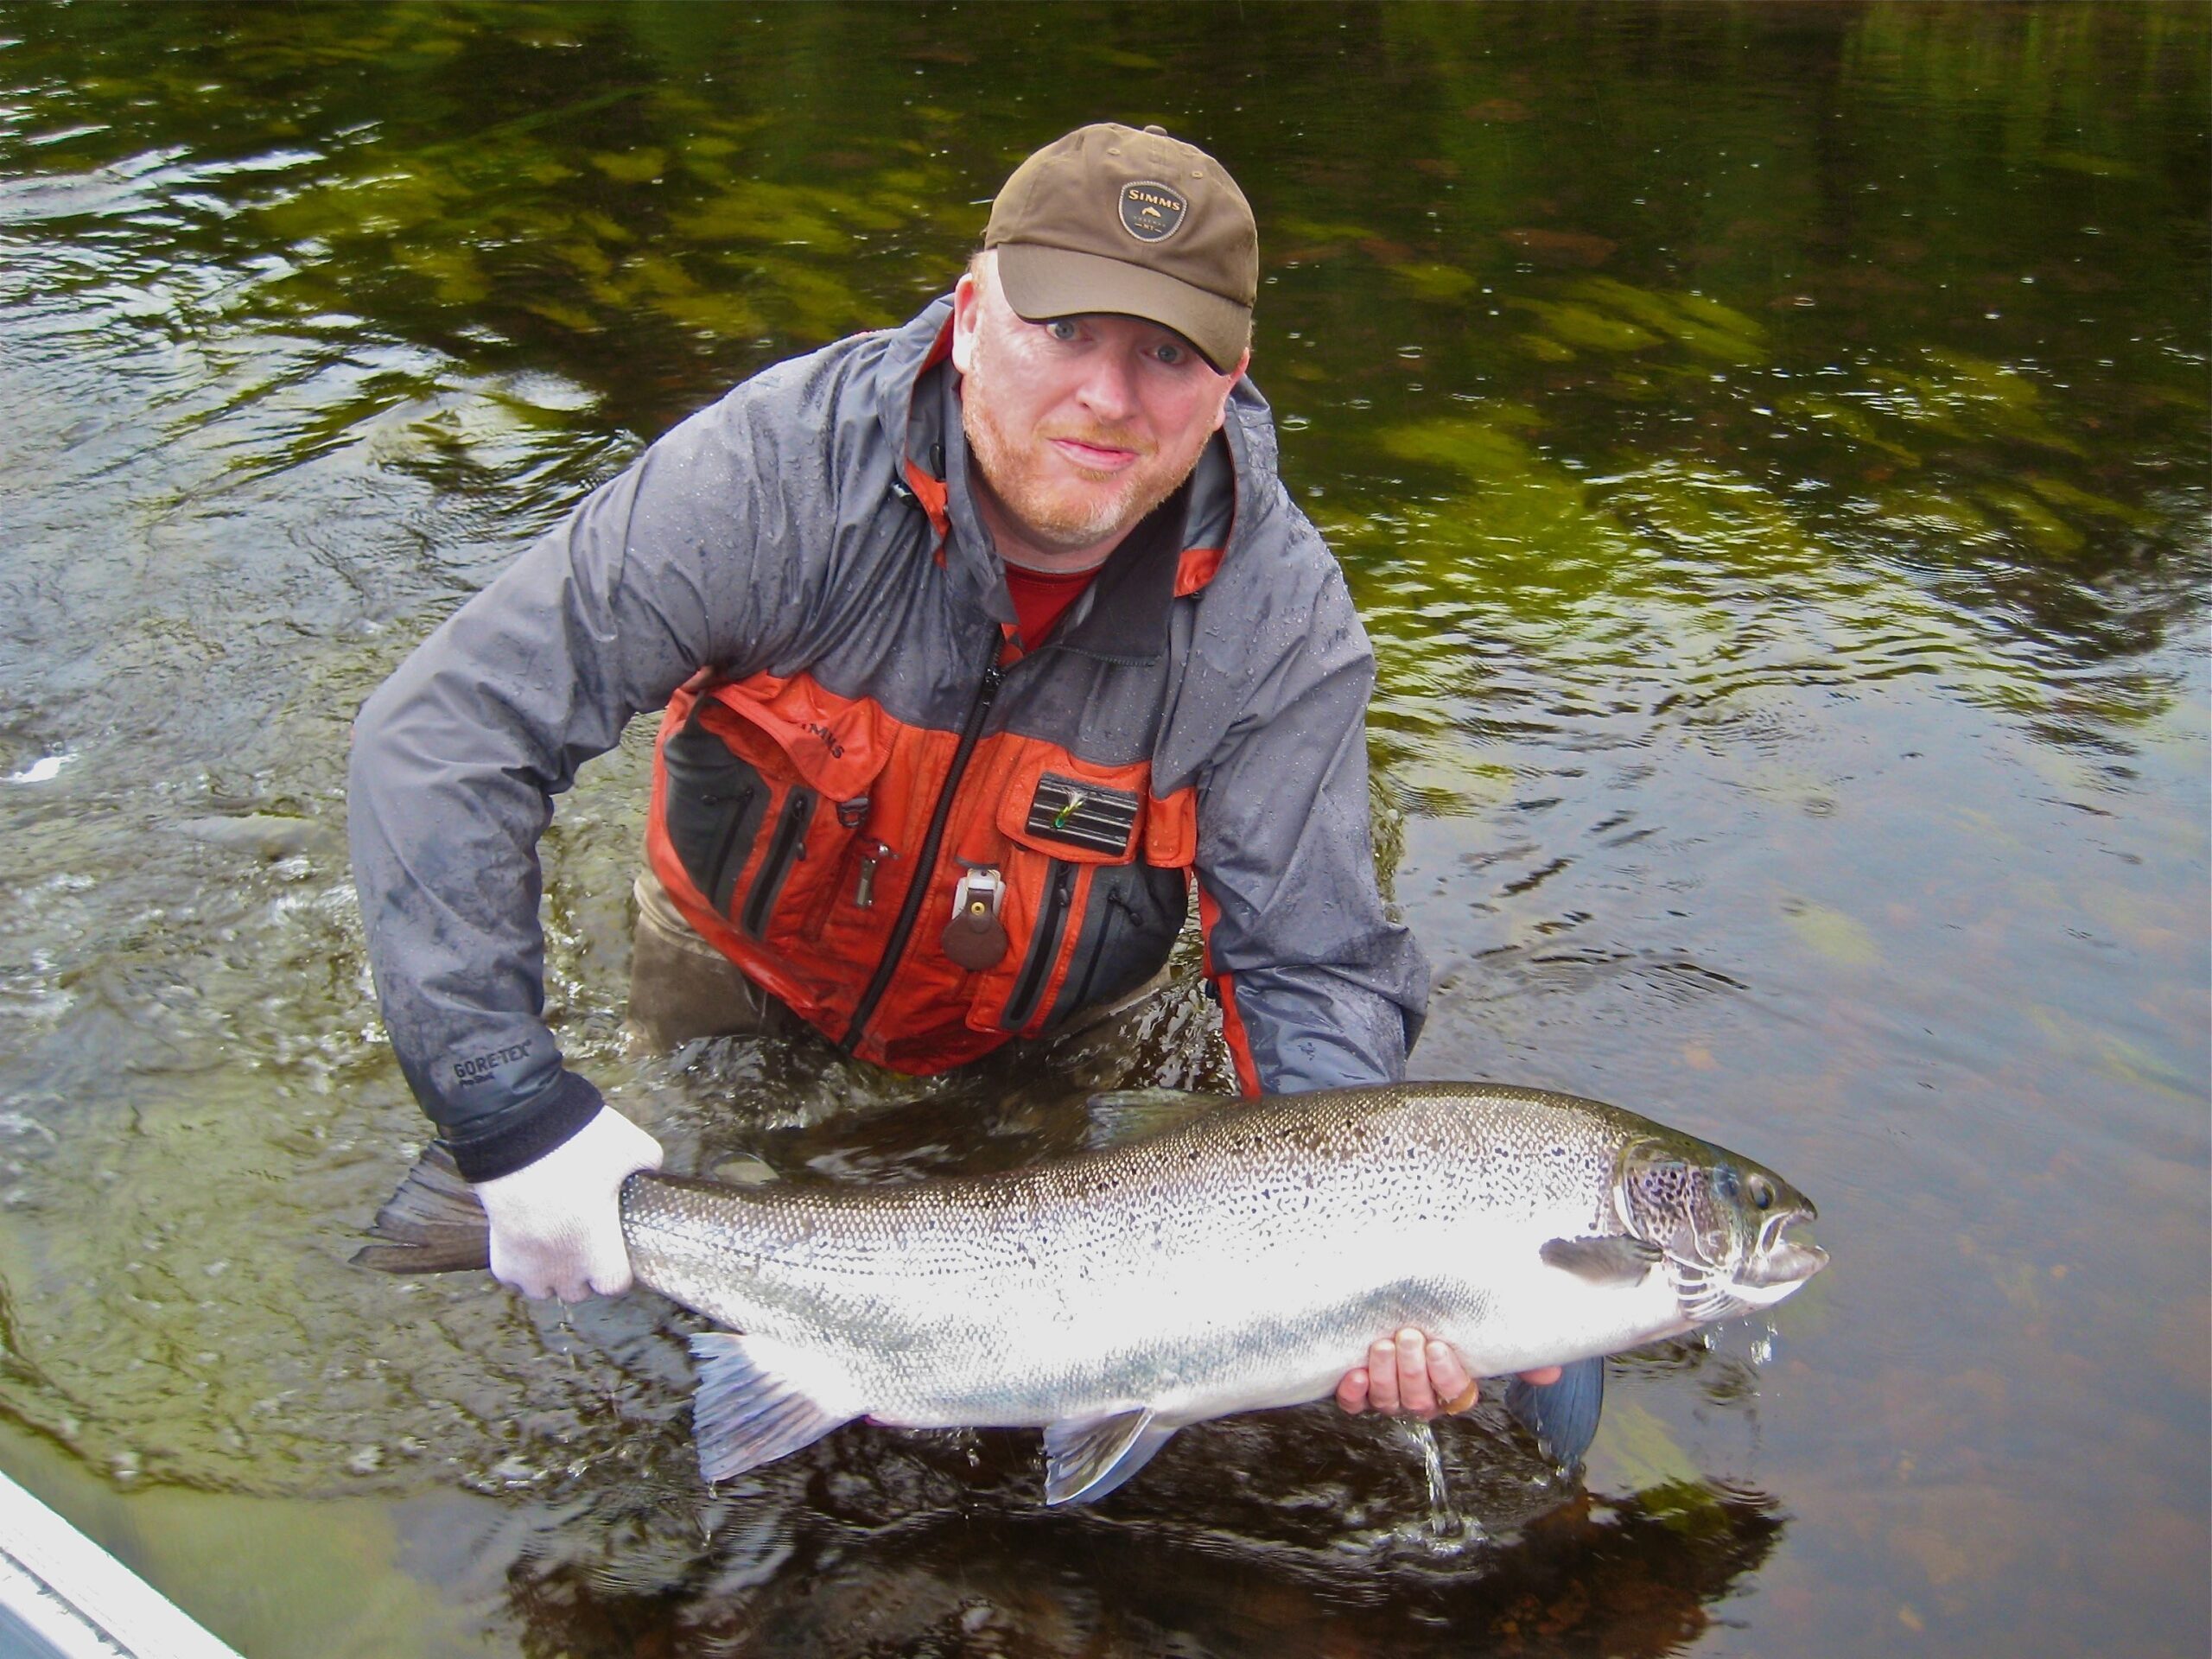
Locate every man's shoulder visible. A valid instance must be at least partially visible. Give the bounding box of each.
[713,298,950,426]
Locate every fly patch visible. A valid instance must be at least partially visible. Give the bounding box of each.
[1118,181,1187,243]
[1027,775,1141,855]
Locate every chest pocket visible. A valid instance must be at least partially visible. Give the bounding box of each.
[656,676,893,954]
[973,750,1193,1039]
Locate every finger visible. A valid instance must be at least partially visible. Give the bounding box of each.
[487,1243,551,1300]
[587,1258,634,1298]
[583,1233,635,1298]
[1395,1328,1437,1417]
[1364,1336,1402,1414]
[1336,1368,1371,1414]
[1520,1365,1563,1386]
[1427,1340,1477,1412]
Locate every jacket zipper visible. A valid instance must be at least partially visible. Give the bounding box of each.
[741,786,816,938]
[1001,859,1076,1033]
[842,657,1004,1050]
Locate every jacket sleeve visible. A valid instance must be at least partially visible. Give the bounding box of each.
[1191,548,1430,1096]
[346,383,818,1180]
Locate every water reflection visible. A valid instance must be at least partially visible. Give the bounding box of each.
[385,1300,1790,1658]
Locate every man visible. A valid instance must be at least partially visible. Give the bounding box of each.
[349,123,1546,1424]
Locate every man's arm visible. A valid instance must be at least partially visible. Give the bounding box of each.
[1190,549,1428,1096]
[347,378,819,1201]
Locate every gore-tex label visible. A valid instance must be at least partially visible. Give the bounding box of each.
[454,1043,532,1089]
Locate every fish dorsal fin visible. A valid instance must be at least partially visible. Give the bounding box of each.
[1041,1408,1174,1505]
[1506,1355,1607,1470]
[1540,1235,1662,1287]
[689,1332,858,1484]
[1083,1089,1218,1150]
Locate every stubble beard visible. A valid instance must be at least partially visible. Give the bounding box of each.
[961,335,1200,558]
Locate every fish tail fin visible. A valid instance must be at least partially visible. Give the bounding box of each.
[349,1144,491,1274]
[690,1332,859,1484]
[1505,1355,1607,1471]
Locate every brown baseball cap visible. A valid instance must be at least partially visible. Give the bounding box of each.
[984,122,1256,372]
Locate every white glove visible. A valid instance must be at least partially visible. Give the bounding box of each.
[474,1104,663,1301]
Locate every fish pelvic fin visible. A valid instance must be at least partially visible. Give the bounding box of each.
[349,1144,491,1274]
[689,1332,859,1485]
[1041,1408,1175,1505]
[1539,1235,1662,1287]
[1505,1355,1607,1471]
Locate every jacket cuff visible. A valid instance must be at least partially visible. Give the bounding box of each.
[442,1071,606,1183]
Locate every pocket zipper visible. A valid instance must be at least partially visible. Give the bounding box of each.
[741,786,816,938]
[1002,859,1077,1033]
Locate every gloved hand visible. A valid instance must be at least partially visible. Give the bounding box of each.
[474,1104,663,1301]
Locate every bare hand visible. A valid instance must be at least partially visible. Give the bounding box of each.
[1334,1327,1563,1418]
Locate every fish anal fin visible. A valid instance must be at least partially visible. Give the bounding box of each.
[1082,1090,1217,1150]
[689,1332,860,1484]
[1041,1408,1175,1505]
[1505,1355,1607,1470]
[1540,1235,1662,1287]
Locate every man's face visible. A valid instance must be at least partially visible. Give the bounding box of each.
[951,253,1249,565]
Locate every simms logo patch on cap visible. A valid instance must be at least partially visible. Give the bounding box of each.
[1118,181,1188,243]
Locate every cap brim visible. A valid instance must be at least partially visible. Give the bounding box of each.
[996,244,1249,373]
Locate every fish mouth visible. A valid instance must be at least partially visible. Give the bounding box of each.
[1737,1205,1827,1294]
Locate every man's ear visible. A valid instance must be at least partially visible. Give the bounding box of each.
[1210,349,1253,430]
[950,269,982,374]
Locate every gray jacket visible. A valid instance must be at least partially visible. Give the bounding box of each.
[347,296,1429,1179]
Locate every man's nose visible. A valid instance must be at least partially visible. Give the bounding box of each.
[1073,349,1139,422]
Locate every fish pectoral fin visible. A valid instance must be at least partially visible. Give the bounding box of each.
[1041,1408,1175,1506]
[689,1332,858,1485]
[1539,1235,1663,1287]
[1082,1089,1218,1150]
[1505,1355,1607,1471]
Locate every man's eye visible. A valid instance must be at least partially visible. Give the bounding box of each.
[1152,341,1185,365]
[1046,319,1079,342]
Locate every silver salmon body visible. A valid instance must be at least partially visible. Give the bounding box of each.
[601,1083,1826,1503]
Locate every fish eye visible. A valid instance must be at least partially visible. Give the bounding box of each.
[1748,1174,1774,1211]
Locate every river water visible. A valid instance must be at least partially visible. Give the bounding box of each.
[0,4,2203,1655]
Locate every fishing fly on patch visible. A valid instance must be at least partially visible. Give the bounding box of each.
[1026,774,1140,855]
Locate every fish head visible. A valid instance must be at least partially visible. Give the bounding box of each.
[1616,1137,1826,1318]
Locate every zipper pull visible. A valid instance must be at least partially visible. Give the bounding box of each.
[853,840,896,911]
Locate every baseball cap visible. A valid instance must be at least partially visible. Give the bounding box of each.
[983,122,1256,372]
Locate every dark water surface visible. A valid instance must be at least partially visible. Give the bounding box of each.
[0,3,2204,1654]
